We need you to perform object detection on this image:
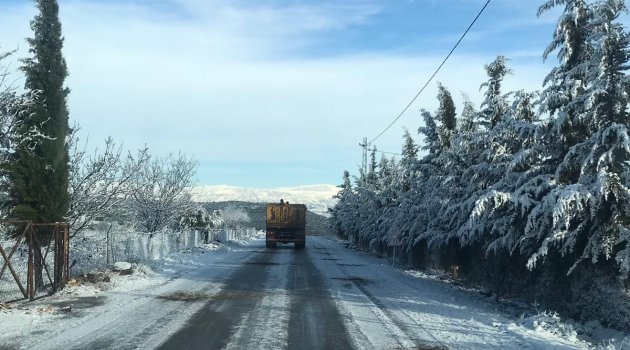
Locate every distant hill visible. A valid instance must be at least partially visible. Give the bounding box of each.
[202,201,331,237]
[191,184,338,215]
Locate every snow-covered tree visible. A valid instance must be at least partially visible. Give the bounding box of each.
[220,205,250,229]
[479,56,512,129]
[418,110,441,156]
[179,206,211,230]
[539,0,594,146]
[435,83,457,148]
[511,90,540,123]
[366,147,379,187]
[67,132,149,236]
[519,0,630,276]
[0,50,40,209]
[7,0,71,223]
[400,129,418,192]
[330,0,630,298]
[130,152,197,233]
[458,94,479,134]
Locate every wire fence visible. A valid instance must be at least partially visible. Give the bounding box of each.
[0,238,28,302]
[69,225,258,276]
[0,222,70,302]
[1,224,258,301]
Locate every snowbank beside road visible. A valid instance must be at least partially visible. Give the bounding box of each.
[310,238,630,350]
[0,231,264,350]
[2,234,627,350]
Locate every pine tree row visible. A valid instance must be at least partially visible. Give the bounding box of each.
[331,0,630,282]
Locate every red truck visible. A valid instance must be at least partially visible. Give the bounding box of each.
[265,202,306,249]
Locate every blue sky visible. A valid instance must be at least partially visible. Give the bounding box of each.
[0,0,582,188]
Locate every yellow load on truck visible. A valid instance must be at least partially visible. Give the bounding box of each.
[265,201,306,249]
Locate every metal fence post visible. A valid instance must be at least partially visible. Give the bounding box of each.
[27,223,34,301]
[64,224,69,286]
[54,225,59,292]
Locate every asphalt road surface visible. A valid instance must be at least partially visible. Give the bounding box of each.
[158,243,356,350]
[22,236,585,350]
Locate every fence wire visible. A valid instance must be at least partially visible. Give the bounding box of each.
[70,226,258,276]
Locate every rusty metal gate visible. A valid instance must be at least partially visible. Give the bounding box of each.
[0,221,70,301]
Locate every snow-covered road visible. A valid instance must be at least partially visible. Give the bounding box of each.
[2,236,597,349]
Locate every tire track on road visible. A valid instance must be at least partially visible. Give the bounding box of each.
[286,247,353,350]
[319,244,447,350]
[157,247,279,350]
[223,247,293,350]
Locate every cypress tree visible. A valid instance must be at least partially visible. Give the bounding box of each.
[7,0,70,224]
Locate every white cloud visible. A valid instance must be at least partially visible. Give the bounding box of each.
[0,0,552,186]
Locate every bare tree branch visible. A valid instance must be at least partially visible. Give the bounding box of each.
[130,152,198,233]
[66,129,149,236]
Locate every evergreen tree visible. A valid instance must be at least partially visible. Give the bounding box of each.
[330,170,353,238]
[6,0,70,223]
[538,0,593,146]
[418,109,441,156]
[367,147,379,187]
[511,90,540,123]
[458,94,478,134]
[518,0,630,276]
[435,83,457,148]
[329,0,630,309]
[378,155,391,183]
[400,130,418,192]
[0,51,39,214]
[377,155,399,202]
[587,0,630,129]
[479,56,512,128]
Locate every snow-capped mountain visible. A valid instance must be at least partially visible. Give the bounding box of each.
[189,184,339,215]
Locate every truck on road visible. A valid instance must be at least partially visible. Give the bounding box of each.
[266,202,306,249]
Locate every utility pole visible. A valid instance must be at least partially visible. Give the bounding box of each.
[359,137,369,185]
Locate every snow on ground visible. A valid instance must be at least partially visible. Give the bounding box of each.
[0,232,265,350]
[1,233,628,349]
[309,238,630,350]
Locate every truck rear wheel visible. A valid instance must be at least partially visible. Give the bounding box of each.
[295,241,305,250]
[266,240,276,248]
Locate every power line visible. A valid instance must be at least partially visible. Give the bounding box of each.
[369,0,492,145]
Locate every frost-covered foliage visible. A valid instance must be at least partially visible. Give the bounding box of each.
[67,132,149,236]
[331,0,630,284]
[418,110,440,156]
[179,206,212,230]
[219,205,251,229]
[479,56,512,129]
[435,83,457,148]
[67,135,201,237]
[178,206,226,244]
[0,50,41,216]
[130,152,198,233]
